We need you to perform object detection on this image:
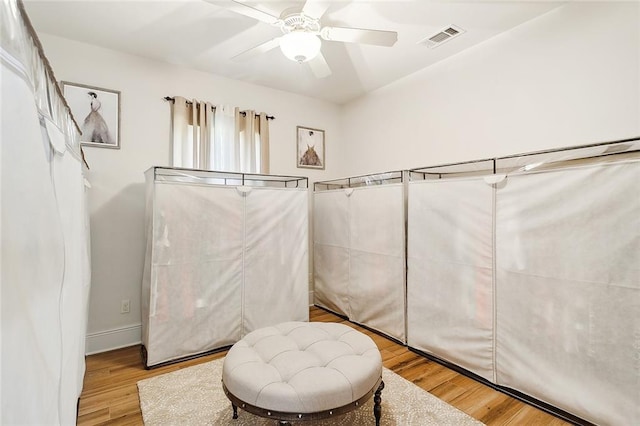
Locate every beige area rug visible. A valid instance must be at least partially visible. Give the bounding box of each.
[137,358,484,425]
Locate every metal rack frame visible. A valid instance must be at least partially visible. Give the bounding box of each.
[314,170,404,191]
[409,137,639,180]
[151,166,308,189]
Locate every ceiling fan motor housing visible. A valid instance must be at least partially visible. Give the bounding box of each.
[280,12,321,34]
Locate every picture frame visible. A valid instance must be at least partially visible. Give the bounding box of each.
[296,126,325,170]
[62,81,120,149]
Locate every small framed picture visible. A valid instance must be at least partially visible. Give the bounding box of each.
[62,81,120,149]
[297,126,325,170]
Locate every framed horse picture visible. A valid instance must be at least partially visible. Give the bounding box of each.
[296,126,325,170]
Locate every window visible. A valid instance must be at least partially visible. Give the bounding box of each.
[169,97,270,173]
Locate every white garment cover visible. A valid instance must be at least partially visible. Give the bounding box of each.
[243,188,309,332]
[142,170,309,367]
[405,157,639,424]
[495,161,640,425]
[51,125,91,426]
[2,62,64,426]
[313,190,351,317]
[314,184,406,342]
[1,63,90,425]
[143,182,244,366]
[407,178,495,381]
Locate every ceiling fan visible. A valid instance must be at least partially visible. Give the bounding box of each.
[208,0,398,78]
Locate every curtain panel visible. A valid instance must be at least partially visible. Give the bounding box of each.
[170,96,270,173]
[2,1,91,424]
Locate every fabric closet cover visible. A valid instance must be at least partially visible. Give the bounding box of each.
[314,190,351,317]
[407,177,495,381]
[1,58,89,425]
[314,184,406,342]
[143,182,244,366]
[243,188,309,332]
[495,160,639,425]
[142,171,309,367]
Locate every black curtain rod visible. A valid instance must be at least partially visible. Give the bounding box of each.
[163,96,275,120]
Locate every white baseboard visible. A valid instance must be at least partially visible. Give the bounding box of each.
[86,296,318,355]
[85,323,142,355]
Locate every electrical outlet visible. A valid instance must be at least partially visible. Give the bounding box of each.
[121,299,130,314]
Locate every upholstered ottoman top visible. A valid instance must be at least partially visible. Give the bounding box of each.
[222,321,382,414]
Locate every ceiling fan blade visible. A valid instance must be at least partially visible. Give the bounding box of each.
[210,0,280,25]
[232,37,281,61]
[308,52,332,79]
[321,27,398,47]
[301,0,330,19]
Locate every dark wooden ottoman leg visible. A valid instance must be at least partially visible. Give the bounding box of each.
[232,403,238,419]
[374,380,385,426]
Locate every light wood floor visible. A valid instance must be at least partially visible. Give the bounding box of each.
[77,307,571,425]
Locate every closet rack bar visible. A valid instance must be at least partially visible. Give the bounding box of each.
[408,137,640,180]
[314,170,404,192]
[152,166,307,188]
[409,158,495,181]
[409,157,495,174]
[163,96,275,120]
[496,136,639,160]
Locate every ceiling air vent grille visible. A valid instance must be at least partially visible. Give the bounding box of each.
[419,25,465,48]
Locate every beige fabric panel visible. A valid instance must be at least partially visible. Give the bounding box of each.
[143,179,309,367]
[495,161,640,425]
[313,184,406,342]
[144,184,244,366]
[407,178,495,381]
[313,190,351,317]
[348,184,406,342]
[243,188,309,333]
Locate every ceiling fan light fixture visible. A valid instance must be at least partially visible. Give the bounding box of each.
[279,31,321,63]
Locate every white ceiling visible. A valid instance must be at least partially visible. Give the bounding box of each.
[24,0,564,104]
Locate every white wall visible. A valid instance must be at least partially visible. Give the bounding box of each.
[342,2,640,174]
[38,33,344,353]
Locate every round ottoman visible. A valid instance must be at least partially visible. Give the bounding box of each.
[222,321,384,424]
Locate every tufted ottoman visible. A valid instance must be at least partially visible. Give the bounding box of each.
[222,322,384,425]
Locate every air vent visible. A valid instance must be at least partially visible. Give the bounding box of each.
[418,25,465,48]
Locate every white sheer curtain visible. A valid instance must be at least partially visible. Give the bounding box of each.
[170,96,270,173]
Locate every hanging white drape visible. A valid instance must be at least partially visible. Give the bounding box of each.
[171,97,270,173]
[1,0,90,424]
[214,104,239,171]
